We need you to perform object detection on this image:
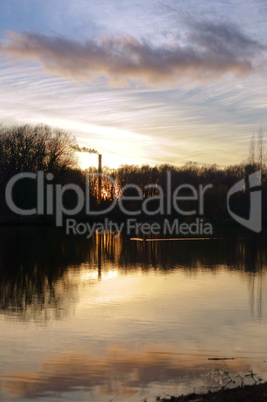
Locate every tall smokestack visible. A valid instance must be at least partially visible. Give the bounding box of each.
[98,154,102,201]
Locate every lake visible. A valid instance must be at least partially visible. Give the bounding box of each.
[0,226,267,401]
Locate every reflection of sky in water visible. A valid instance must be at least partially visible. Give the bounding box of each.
[2,345,267,401]
[0,228,267,400]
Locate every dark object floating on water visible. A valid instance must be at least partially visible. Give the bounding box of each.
[208,357,236,360]
[130,237,220,241]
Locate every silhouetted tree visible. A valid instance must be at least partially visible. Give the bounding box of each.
[248,128,265,170]
[0,123,78,184]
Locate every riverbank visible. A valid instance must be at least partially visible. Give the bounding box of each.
[159,382,267,401]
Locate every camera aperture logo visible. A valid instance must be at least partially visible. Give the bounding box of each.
[227,170,262,233]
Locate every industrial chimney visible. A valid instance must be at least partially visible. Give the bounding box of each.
[98,154,102,201]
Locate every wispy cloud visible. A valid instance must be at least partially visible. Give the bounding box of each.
[0,21,265,86]
[0,62,266,168]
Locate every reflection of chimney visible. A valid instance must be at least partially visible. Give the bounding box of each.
[98,154,102,201]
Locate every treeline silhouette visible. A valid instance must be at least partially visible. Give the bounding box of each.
[0,123,266,225]
[108,163,267,223]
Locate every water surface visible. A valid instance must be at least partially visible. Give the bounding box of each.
[0,227,267,401]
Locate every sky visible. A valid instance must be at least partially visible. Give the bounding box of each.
[0,0,266,169]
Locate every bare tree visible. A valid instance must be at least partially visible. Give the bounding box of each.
[257,127,264,170]
[249,132,256,165]
[0,124,78,182]
[248,128,265,169]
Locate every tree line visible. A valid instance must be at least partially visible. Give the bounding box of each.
[0,123,266,226]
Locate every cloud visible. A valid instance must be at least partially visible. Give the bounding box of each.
[0,20,265,86]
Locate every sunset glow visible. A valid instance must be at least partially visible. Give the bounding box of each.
[0,3,267,402]
[0,1,266,168]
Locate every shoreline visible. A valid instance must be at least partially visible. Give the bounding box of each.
[159,382,267,401]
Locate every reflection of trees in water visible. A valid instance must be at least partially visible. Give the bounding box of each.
[0,227,125,320]
[0,227,266,319]
[118,232,267,274]
[245,237,266,318]
[0,227,89,320]
[248,270,266,319]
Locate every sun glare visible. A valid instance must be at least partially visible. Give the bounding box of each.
[77,150,141,170]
